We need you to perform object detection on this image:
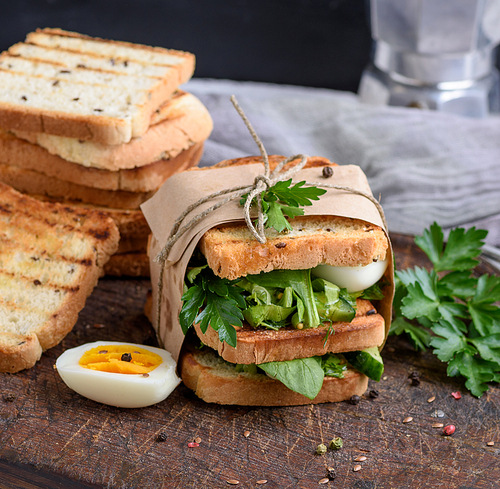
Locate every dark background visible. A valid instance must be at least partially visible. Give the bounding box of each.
[0,0,372,94]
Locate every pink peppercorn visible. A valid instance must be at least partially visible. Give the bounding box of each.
[187,442,200,447]
[443,425,456,436]
[451,392,461,399]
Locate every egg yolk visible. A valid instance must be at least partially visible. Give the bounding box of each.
[79,345,163,374]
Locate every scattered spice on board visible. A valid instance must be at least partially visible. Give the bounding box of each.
[316,443,327,455]
[354,456,367,462]
[256,480,268,485]
[348,395,361,405]
[432,423,444,428]
[329,437,343,450]
[243,430,251,438]
[353,465,362,472]
[156,432,167,442]
[403,417,413,423]
[187,442,200,447]
[194,437,202,444]
[326,467,336,480]
[368,389,380,399]
[408,371,420,386]
[451,392,462,400]
[322,166,334,178]
[487,441,495,446]
[427,396,436,403]
[443,425,456,436]
[318,478,330,484]
[431,410,445,418]
[226,480,239,485]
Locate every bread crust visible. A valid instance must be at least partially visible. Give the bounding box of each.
[104,252,150,277]
[0,131,205,192]
[179,339,369,406]
[0,333,42,374]
[0,105,132,146]
[0,140,204,209]
[31,197,150,239]
[194,299,385,365]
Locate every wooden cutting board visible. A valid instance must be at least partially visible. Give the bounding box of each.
[1,233,499,489]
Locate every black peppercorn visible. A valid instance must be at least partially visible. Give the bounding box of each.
[348,394,361,405]
[322,166,334,178]
[326,467,336,480]
[121,352,132,362]
[408,371,420,386]
[156,432,168,442]
[369,389,380,399]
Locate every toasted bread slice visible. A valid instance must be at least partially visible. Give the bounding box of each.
[0,141,203,208]
[11,91,213,171]
[0,131,205,192]
[32,196,150,239]
[179,335,368,406]
[103,252,150,277]
[0,28,195,144]
[193,299,385,365]
[0,183,119,372]
[201,215,388,280]
[197,155,389,280]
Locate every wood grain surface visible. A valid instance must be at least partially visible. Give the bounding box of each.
[1,233,499,489]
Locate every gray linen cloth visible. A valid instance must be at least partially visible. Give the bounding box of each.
[185,78,500,263]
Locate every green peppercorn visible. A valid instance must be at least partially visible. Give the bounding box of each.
[316,443,327,455]
[329,437,343,450]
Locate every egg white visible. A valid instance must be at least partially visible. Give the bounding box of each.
[55,341,181,408]
[312,259,388,293]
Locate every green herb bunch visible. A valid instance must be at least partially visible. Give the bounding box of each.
[179,265,246,348]
[241,179,326,233]
[391,222,500,397]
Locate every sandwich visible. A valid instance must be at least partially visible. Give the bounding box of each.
[0,28,213,277]
[145,155,394,406]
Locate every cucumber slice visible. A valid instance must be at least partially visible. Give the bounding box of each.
[327,298,356,322]
[344,347,384,382]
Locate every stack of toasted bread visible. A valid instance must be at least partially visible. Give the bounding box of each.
[0,28,213,276]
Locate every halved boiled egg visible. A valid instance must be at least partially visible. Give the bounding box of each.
[312,259,388,293]
[55,341,181,408]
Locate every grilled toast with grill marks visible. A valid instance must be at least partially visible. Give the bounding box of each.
[0,183,119,372]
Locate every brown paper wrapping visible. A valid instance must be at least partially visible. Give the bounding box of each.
[141,162,395,363]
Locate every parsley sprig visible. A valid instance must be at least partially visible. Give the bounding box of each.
[242,179,326,233]
[179,265,246,348]
[391,222,500,397]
